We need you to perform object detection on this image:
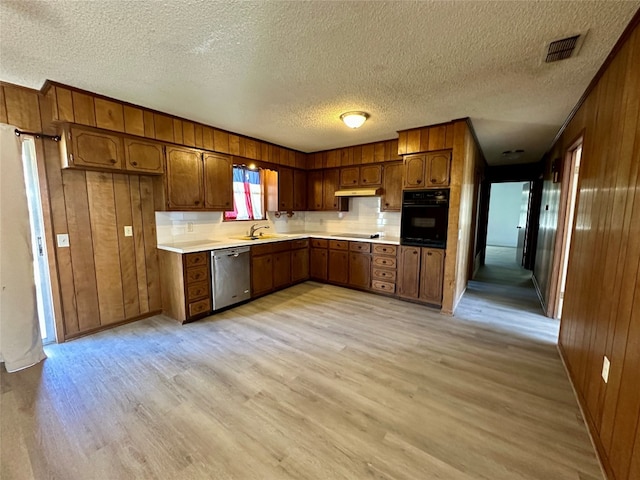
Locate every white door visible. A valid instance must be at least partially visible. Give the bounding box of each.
[21,137,56,344]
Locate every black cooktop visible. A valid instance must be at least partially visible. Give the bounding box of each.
[330,233,380,239]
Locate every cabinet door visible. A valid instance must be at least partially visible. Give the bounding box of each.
[310,248,328,280]
[403,154,426,189]
[349,253,371,289]
[71,127,124,170]
[397,246,421,299]
[124,138,164,174]
[426,151,451,187]
[203,153,233,210]
[328,250,349,285]
[273,251,292,289]
[293,170,307,211]
[251,255,273,296]
[381,162,403,212]
[360,164,382,186]
[340,166,360,187]
[278,167,294,211]
[420,248,445,305]
[291,248,309,282]
[166,146,204,210]
[323,169,341,210]
[307,170,324,211]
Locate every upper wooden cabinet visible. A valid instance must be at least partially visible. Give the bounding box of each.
[61,126,124,170]
[124,138,164,174]
[403,150,451,189]
[278,167,294,211]
[60,125,164,175]
[165,146,204,210]
[340,164,382,188]
[381,162,402,212]
[164,148,233,211]
[307,170,324,211]
[203,153,232,210]
[293,170,307,211]
[323,169,349,211]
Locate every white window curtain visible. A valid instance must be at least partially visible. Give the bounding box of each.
[0,124,46,372]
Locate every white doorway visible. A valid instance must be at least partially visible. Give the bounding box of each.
[21,137,56,344]
[555,143,582,319]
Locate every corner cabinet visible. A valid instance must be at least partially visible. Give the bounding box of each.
[403,150,451,189]
[164,147,233,211]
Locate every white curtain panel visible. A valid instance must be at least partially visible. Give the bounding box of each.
[0,124,46,372]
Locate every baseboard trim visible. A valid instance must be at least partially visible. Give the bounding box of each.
[556,343,613,480]
[531,274,548,316]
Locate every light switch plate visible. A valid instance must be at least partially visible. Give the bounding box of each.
[56,233,70,248]
[124,226,133,237]
[187,222,194,233]
[602,356,610,383]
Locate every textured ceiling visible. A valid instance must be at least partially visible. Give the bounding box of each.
[0,1,638,165]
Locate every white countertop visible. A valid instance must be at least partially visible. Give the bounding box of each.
[157,232,401,254]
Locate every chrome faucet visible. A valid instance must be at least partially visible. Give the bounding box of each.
[249,224,270,238]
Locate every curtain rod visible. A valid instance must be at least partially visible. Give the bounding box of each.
[14,129,60,142]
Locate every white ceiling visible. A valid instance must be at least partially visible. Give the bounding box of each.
[0,1,638,165]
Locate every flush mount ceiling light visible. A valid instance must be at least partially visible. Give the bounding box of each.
[340,111,369,129]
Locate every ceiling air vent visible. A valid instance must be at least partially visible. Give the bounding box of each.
[545,35,581,63]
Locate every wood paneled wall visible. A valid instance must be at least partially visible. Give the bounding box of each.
[1,82,162,341]
[307,138,401,168]
[44,82,307,169]
[534,19,640,480]
[400,120,485,314]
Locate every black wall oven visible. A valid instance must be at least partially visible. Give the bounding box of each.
[400,189,449,249]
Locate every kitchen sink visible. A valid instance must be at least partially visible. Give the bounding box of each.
[229,234,292,241]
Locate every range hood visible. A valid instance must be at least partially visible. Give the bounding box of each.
[334,187,382,197]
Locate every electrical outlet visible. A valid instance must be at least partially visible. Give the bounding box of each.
[124,226,133,237]
[187,222,194,233]
[56,233,70,248]
[602,356,610,383]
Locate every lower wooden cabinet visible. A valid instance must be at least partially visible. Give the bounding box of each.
[251,240,309,297]
[158,250,212,323]
[397,246,445,306]
[291,243,310,282]
[252,254,274,296]
[310,245,328,280]
[349,252,371,289]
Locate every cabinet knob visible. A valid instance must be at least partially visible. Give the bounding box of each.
[428,252,432,256]
[132,161,138,166]
[194,200,200,205]
[431,178,437,182]
[416,179,422,184]
[413,251,417,255]
[110,159,117,164]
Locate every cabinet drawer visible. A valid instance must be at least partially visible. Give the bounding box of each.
[372,280,396,294]
[349,242,371,253]
[373,244,397,256]
[291,239,309,249]
[329,240,349,250]
[185,265,208,283]
[311,238,328,248]
[251,243,276,256]
[188,298,211,317]
[373,256,397,269]
[185,252,208,267]
[372,268,397,282]
[187,281,210,302]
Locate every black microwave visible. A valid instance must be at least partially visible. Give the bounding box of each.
[400,189,449,249]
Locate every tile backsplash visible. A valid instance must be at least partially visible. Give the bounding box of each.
[156,197,401,244]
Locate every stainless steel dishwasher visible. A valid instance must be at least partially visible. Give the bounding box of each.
[211,246,251,311]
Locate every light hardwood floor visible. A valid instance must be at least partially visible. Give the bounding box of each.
[1,258,602,479]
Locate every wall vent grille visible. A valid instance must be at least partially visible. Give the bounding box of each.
[545,35,581,62]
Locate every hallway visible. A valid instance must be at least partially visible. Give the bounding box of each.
[456,246,559,344]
